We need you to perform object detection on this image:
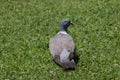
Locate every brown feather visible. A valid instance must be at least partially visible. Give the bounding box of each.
[49,33,76,69]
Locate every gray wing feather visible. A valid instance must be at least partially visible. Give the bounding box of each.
[49,33,75,58]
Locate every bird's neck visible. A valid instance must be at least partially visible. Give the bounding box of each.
[60,26,68,32]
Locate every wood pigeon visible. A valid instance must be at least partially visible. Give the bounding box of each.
[49,19,76,69]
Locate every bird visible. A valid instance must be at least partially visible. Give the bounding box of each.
[49,19,76,69]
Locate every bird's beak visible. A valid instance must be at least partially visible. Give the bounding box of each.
[70,22,74,25]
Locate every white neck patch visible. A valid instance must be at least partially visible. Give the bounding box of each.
[58,31,68,35]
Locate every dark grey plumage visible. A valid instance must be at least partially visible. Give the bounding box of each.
[49,19,76,69]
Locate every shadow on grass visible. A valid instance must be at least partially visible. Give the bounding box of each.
[74,54,80,65]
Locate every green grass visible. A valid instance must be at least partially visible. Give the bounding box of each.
[0,0,120,80]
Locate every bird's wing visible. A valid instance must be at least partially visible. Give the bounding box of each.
[49,33,75,58]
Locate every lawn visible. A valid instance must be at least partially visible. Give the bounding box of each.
[0,0,120,80]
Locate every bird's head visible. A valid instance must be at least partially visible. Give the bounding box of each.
[60,19,73,32]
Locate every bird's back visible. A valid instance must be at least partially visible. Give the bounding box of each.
[49,33,75,57]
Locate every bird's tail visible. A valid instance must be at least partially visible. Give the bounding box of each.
[62,59,76,69]
[60,49,76,69]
